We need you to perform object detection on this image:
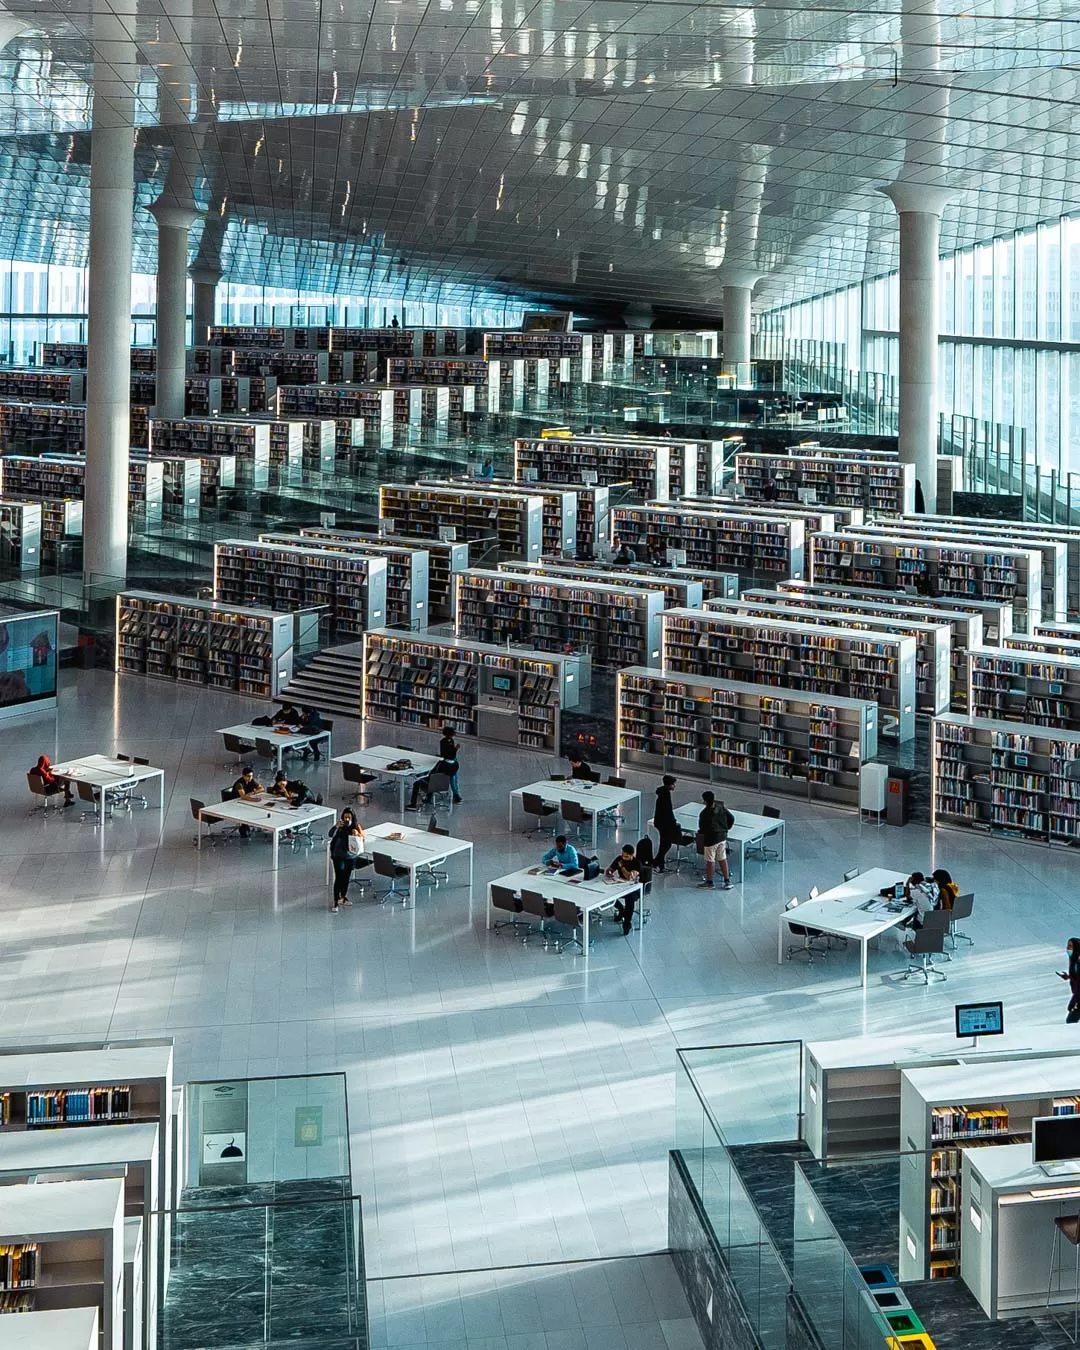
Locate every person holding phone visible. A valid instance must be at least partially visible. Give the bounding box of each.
[1058,938,1080,1023]
[542,837,580,871]
[328,809,364,912]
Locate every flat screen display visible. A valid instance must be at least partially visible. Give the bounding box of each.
[1033,1114,1080,1164]
[0,612,58,709]
[492,675,513,692]
[955,1001,1004,1039]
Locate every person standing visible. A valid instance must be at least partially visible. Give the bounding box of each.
[328,809,363,912]
[439,724,462,802]
[1057,939,1080,1022]
[653,775,681,872]
[696,790,734,890]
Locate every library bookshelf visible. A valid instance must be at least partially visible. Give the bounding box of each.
[809,531,1042,631]
[734,449,915,514]
[455,568,665,669]
[611,504,805,581]
[968,646,1080,728]
[932,711,1080,845]
[513,435,685,501]
[213,540,387,640]
[298,527,468,620]
[504,560,705,611]
[899,1058,1080,1282]
[853,521,1066,627]
[0,499,41,569]
[663,608,917,740]
[714,594,951,715]
[363,630,578,750]
[616,667,876,808]
[260,532,429,630]
[902,513,1080,620]
[419,477,577,557]
[116,591,294,698]
[0,1179,123,1348]
[379,484,545,561]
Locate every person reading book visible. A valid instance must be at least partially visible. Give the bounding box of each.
[542,837,579,871]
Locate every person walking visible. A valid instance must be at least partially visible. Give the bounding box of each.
[328,809,363,912]
[439,724,462,802]
[653,775,681,872]
[1058,938,1080,1023]
[696,790,734,890]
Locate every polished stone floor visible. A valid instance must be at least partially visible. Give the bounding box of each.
[4,668,1080,1345]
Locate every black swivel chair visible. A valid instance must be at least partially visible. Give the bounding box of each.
[521,791,557,836]
[947,893,975,949]
[373,851,410,904]
[520,888,557,947]
[902,924,947,984]
[784,896,829,963]
[342,761,377,804]
[746,805,783,862]
[491,884,529,937]
[551,899,585,953]
[559,798,593,841]
[222,732,255,769]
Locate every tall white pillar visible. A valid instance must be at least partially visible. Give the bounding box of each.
[884,183,950,514]
[721,267,760,376]
[149,202,200,419]
[84,16,135,587]
[190,265,220,345]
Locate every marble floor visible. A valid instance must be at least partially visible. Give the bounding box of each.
[5,669,1080,1328]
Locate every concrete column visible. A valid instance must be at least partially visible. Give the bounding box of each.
[884,183,950,513]
[720,267,760,378]
[84,16,135,588]
[190,266,220,344]
[149,202,200,419]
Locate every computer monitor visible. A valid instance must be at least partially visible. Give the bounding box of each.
[1033,1114,1080,1166]
[492,675,513,693]
[955,1001,1004,1041]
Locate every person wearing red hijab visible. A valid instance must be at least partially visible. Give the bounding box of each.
[32,754,73,804]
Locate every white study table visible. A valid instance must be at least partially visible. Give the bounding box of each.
[509,779,642,849]
[335,819,473,907]
[672,802,786,872]
[333,745,442,813]
[488,865,641,952]
[5,1309,100,1350]
[776,865,911,987]
[52,753,165,827]
[197,793,336,869]
[218,722,331,771]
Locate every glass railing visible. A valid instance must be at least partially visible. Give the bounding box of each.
[674,1043,803,1350]
[158,1071,364,1349]
[158,1190,367,1350]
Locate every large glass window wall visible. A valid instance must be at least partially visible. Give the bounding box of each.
[760,212,1080,476]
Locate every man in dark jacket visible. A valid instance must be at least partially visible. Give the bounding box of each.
[653,775,682,872]
[697,790,734,890]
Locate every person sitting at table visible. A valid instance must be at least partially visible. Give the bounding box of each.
[567,753,594,780]
[31,753,73,805]
[268,771,296,803]
[542,836,580,871]
[231,766,263,798]
[269,771,317,808]
[611,536,636,566]
[932,868,959,910]
[406,755,459,810]
[272,702,301,728]
[903,871,938,928]
[606,844,642,936]
[299,706,325,759]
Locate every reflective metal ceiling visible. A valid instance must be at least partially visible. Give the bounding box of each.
[1,0,1079,313]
